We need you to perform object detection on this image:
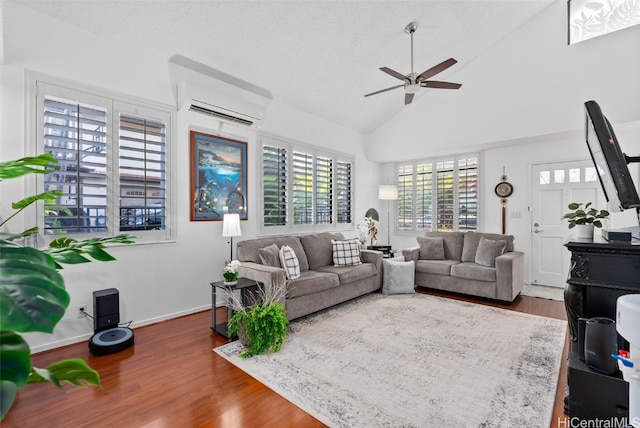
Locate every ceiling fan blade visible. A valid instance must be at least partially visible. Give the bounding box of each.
[417,58,458,81]
[405,93,414,105]
[421,81,462,90]
[380,67,408,81]
[364,84,404,97]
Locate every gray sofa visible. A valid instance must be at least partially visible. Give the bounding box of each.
[236,232,383,320]
[402,231,524,302]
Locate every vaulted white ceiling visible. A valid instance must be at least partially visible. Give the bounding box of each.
[14,0,558,135]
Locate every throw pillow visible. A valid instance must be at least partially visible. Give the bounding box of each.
[417,236,445,260]
[382,257,415,295]
[258,243,281,268]
[475,236,507,267]
[279,245,301,279]
[331,239,362,267]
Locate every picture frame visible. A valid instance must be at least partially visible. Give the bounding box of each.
[190,131,248,221]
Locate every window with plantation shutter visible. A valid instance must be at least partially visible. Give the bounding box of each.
[43,96,108,234]
[36,80,173,241]
[118,114,167,232]
[263,144,287,226]
[259,135,353,232]
[336,160,352,224]
[396,154,478,233]
[316,157,333,224]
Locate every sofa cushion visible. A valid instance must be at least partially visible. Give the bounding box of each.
[287,270,340,298]
[461,232,515,262]
[279,245,301,280]
[424,231,464,261]
[475,237,507,267]
[258,243,281,268]
[237,235,310,270]
[451,262,498,282]
[331,238,362,267]
[382,258,415,295]
[315,263,376,285]
[300,232,344,269]
[417,237,445,260]
[414,259,460,275]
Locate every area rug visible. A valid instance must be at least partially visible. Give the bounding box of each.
[215,293,566,427]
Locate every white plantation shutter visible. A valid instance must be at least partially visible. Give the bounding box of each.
[36,80,173,241]
[292,151,313,225]
[43,96,108,234]
[263,144,287,226]
[336,160,352,224]
[397,154,479,233]
[118,114,167,231]
[316,157,333,224]
[259,135,354,231]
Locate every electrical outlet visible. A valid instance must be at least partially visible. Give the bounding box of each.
[76,304,87,318]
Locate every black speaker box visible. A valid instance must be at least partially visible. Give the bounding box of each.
[584,317,618,375]
[93,288,120,332]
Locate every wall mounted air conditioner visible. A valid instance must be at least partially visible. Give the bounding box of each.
[177,80,270,127]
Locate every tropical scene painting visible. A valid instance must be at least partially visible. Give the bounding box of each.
[190,131,247,220]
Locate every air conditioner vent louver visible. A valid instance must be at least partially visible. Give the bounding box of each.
[188,104,254,126]
[177,81,270,127]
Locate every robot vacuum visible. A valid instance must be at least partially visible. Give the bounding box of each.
[88,288,134,355]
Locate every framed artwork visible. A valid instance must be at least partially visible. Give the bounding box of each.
[190,131,247,221]
[568,0,640,44]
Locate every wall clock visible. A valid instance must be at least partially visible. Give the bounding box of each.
[494,181,514,198]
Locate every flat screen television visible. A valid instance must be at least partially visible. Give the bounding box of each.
[584,100,640,238]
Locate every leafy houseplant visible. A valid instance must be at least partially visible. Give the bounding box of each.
[562,202,610,229]
[0,154,136,421]
[226,279,288,358]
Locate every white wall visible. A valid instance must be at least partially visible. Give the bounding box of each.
[0,3,376,352]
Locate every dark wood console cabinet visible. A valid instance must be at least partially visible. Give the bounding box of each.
[564,236,640,423]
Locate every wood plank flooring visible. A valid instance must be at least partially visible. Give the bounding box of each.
[3,289,569,428]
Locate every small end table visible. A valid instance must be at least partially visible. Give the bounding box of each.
[210,277,258,339]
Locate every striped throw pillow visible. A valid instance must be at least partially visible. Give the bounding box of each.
[332,239,362,267]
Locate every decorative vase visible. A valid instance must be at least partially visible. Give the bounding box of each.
[575,224,594,239]
[223,280,238,286]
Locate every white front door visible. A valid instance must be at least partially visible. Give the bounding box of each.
[530,160,603,287]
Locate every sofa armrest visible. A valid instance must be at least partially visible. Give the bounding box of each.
[402,247,420,262]
[239,262,287,301]
[360,249,383,289]
[495,251,524,302]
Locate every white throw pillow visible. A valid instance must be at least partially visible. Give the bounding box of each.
[279,245,301,279]
[331,239,362,267]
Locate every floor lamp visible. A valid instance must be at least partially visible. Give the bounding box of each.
[378,184,398,246]
[222,213,242,262]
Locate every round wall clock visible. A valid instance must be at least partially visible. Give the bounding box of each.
[494,181,514,198]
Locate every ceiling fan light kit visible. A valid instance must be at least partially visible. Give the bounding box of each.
[365,22,462,105]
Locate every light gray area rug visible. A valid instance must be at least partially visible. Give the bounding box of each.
[215,293,566,428]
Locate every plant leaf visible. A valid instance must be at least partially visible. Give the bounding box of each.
[0,380,18,422]
[0,243,69,333]
[46,235,138,264]
[28,359,100,388]
[0,154,59,181]
[11,191,62,210]
[0,330,32,387]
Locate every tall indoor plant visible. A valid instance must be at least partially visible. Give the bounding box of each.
[0,154,136,421]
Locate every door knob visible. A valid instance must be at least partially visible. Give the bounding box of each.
[533,229,543,233]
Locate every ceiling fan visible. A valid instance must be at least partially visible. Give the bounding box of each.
[364,22,462,105]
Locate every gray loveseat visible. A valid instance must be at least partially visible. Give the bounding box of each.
[402,231,524,302]
[236,232,383,320]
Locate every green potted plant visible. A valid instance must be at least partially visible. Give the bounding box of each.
[562,202,610,238]
[0,154,136,421]
[223,260,241,285]
[226,279,288,358]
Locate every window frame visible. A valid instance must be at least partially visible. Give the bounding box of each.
[258,133,354,235]
[28,73,176,244]
[396,153,480,234]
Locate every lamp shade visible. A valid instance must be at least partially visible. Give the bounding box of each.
[378,184,398,200]
[222,213,242,237]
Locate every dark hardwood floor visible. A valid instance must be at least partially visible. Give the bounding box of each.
[3,289,569,427]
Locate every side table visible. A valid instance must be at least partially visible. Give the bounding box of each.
[210,278,258,339]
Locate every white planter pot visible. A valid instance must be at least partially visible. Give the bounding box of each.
[575,224,594,239]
